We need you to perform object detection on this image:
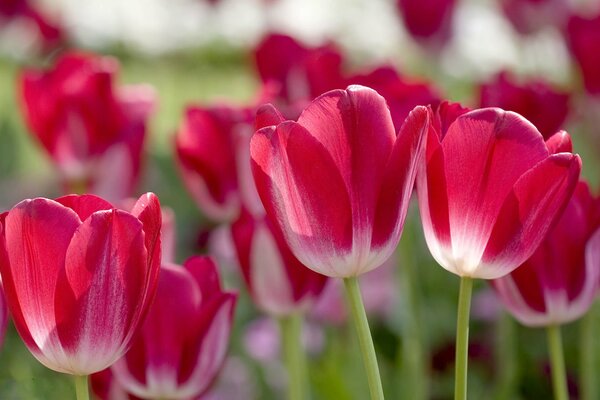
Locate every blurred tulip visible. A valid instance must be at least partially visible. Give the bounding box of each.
[500,0,569,34]
[492,181,600,326]
[111,257,237,400]
[231,209,327,316]
[417,103,581,279]
[175,104,258,222]
[395,0,457,48]
[254,33,344,108]
[566,13,600,95]
[0,193,161,375]
[91,368,138,400]
[251,85,427,277]
[479,71,570,139]
[346,65,441,131]
[0,283,7,349]
[0,0,63,49]
[19,52,156,202]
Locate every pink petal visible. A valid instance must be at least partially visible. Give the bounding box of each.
[255,104,285,130]
[55,209,148,374]
[185,256,222,300]
[481,153,581,279]
[545,130,572,154]
[55,194,114,221]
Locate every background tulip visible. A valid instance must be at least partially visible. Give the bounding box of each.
[19,52,156,202]
[0,193,161,376]
[566,13,600,95]
[111,257,237,400]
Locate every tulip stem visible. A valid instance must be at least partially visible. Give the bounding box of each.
[343,276,385,400]
[455,276,473,400]
[280,313,308,400]
[74,375,89,400]
[547,325,569,400]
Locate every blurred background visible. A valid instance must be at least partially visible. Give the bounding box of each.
[0,0,599,398]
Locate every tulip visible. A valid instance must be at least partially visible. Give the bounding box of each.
[0,0,63,49]
[479,71,570,139]
[110,257,237,400]
[0,193,161,398]
[416,102,581,399]
[566,13,600,95]
[395,0,457,48]
[19,52,156,202]
[500,0,568,34]
[251,85,427,399]
[0,283,7,349]
[175,104,257,222]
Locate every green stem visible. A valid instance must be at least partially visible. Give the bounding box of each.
[547,325,569,400]
[280,313,308,400]
[74,375,89,400]
[455,276,473,400]
[580,304,597,400]
[343,276,385,400]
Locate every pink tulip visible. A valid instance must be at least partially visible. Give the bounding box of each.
[566,13,600,95]
[251,85,427,277]
[479,71,570,139]
[175,104,257,222]
[111,257,237,399]
[231,209,327,316]
[395,0,457,48]
[19,52,156,202]
[0,193,161,375]
[492,181,600,326]
[0,0,63,49]
[0,283,7,348]
[416,103,581,279]
[500,0,569,34]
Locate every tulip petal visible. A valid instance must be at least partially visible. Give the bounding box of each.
[545,130,573,154]
[55,194,113,221]
[1,199,80,371]
[55,209,148,374]
[185,256,222,300]
[255,103,285,130]
[481,153,581,279]
[251,122,352,276]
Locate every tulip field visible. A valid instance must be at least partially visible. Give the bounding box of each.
[0,1,599,400]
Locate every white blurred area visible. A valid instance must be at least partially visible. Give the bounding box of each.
[6,0,573,81]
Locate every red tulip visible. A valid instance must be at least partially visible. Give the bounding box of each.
[395,0,456,48]
[251,85,427,277]
[500,0,568,34]
[175,104,259,222]
[0,193,161,375]
[566,13,600,95]
[231,209,327,316]
[19,52,156,201]
[0,0,63,48]
[254,33,344,108]
[416,103,581,279]
[492,181,600,326]
[111,257,237,399]
[346,65,441,131]
[479,71,570,139]
[0,283,7,348]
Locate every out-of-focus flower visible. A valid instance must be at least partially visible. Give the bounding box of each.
[500,0,569,35]
[479,71,570,139]
[493,181,600,326]
[231,209,327,316]
[395,0,457,48]
[346,65,441,131]
[251,85,427,277]
[111,257,237,399]
[175,104,258,222]
[0,193,161,375]
[19,52,156,202]
[0,283,7,349]
[416,103,581,279]
[91,368,138,400]
[0,0,63,49]
[254,33,344,110]
[566,13,600,95]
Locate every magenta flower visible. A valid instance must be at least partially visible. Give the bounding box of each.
[492,181,600,326]
[111,257,237,399]
[395,0,457,48]
[566,12,600,95]
[251,85,427,277]
[416,103,581,279]
[19,52,156,201]
[0,193,161,375]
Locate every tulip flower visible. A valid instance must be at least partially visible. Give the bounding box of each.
[0,283,7,349]
[479,71,570,139]
[566,13,600,95]
[110,257,237,400]
[395,0,457,48]
[251,85,427,399]
[0,0,63,50]
[0,193,161,399]
[500,0,568,34]
[175,104,258,222]
[416,102,581,399]
[19,52,156,202]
